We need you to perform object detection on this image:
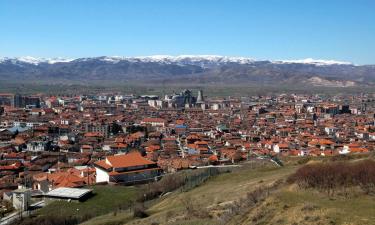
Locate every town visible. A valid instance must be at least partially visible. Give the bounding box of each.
[0,89,374,223]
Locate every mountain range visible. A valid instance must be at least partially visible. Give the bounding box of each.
[1,55,374,87]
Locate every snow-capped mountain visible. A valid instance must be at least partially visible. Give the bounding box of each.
[273,58,353,66]
[0,55,353,67]
[0,55,373,86]
[0,56,73,65]
[69,55,257,68]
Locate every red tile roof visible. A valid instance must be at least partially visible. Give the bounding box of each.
[142,118,165,123]
[95,151,156,169]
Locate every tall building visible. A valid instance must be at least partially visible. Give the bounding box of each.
[197,90,204,103]
[165,89,196,108]
[13,94,22,108]
[0,93,15,106]
[13,94,41,108]
[83,123,111,138]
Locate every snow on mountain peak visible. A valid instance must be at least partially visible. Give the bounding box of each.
[46,57,74,64]
[274,58,353,66]
[0,55,355,66]
[91,55,256,66]
[16,56,41,65]
[131,55,255,64]
[0,56,74,65]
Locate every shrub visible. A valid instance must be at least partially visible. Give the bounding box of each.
[297,157,311,165]
[133,202,148,218]
[288,159,375,195]
[329,154,353,162]
[15,215,79,225]
[181,196,209,219]
[218,180,284,223]
[137,167,223,202]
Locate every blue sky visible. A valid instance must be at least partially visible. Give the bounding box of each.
[1,0,374,64]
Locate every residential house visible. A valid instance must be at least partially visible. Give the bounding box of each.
[94,151,161,184]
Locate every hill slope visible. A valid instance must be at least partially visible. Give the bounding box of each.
[81,158,375,225]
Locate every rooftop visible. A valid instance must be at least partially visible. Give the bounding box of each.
[45,187,92,200]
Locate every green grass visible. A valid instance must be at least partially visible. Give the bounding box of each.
[37,185,138,222]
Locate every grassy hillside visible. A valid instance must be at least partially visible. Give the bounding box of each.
[82,158,375,225]
[228,184,375,225]
[82,161,296,225]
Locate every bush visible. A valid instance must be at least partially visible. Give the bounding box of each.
[181,196,209,219]
[297,157,311,165]
[137,167,223,202]
[329,154,353,162]
[133,202,149,218]
[288,159,375,195]
[137,172,186,202]
[15,215,79,225]
[218,180,284,223]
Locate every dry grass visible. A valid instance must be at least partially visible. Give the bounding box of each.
[82,162,295,225]
[81,156,375,225]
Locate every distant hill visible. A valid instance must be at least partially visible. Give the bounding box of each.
[1,55,374,87]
